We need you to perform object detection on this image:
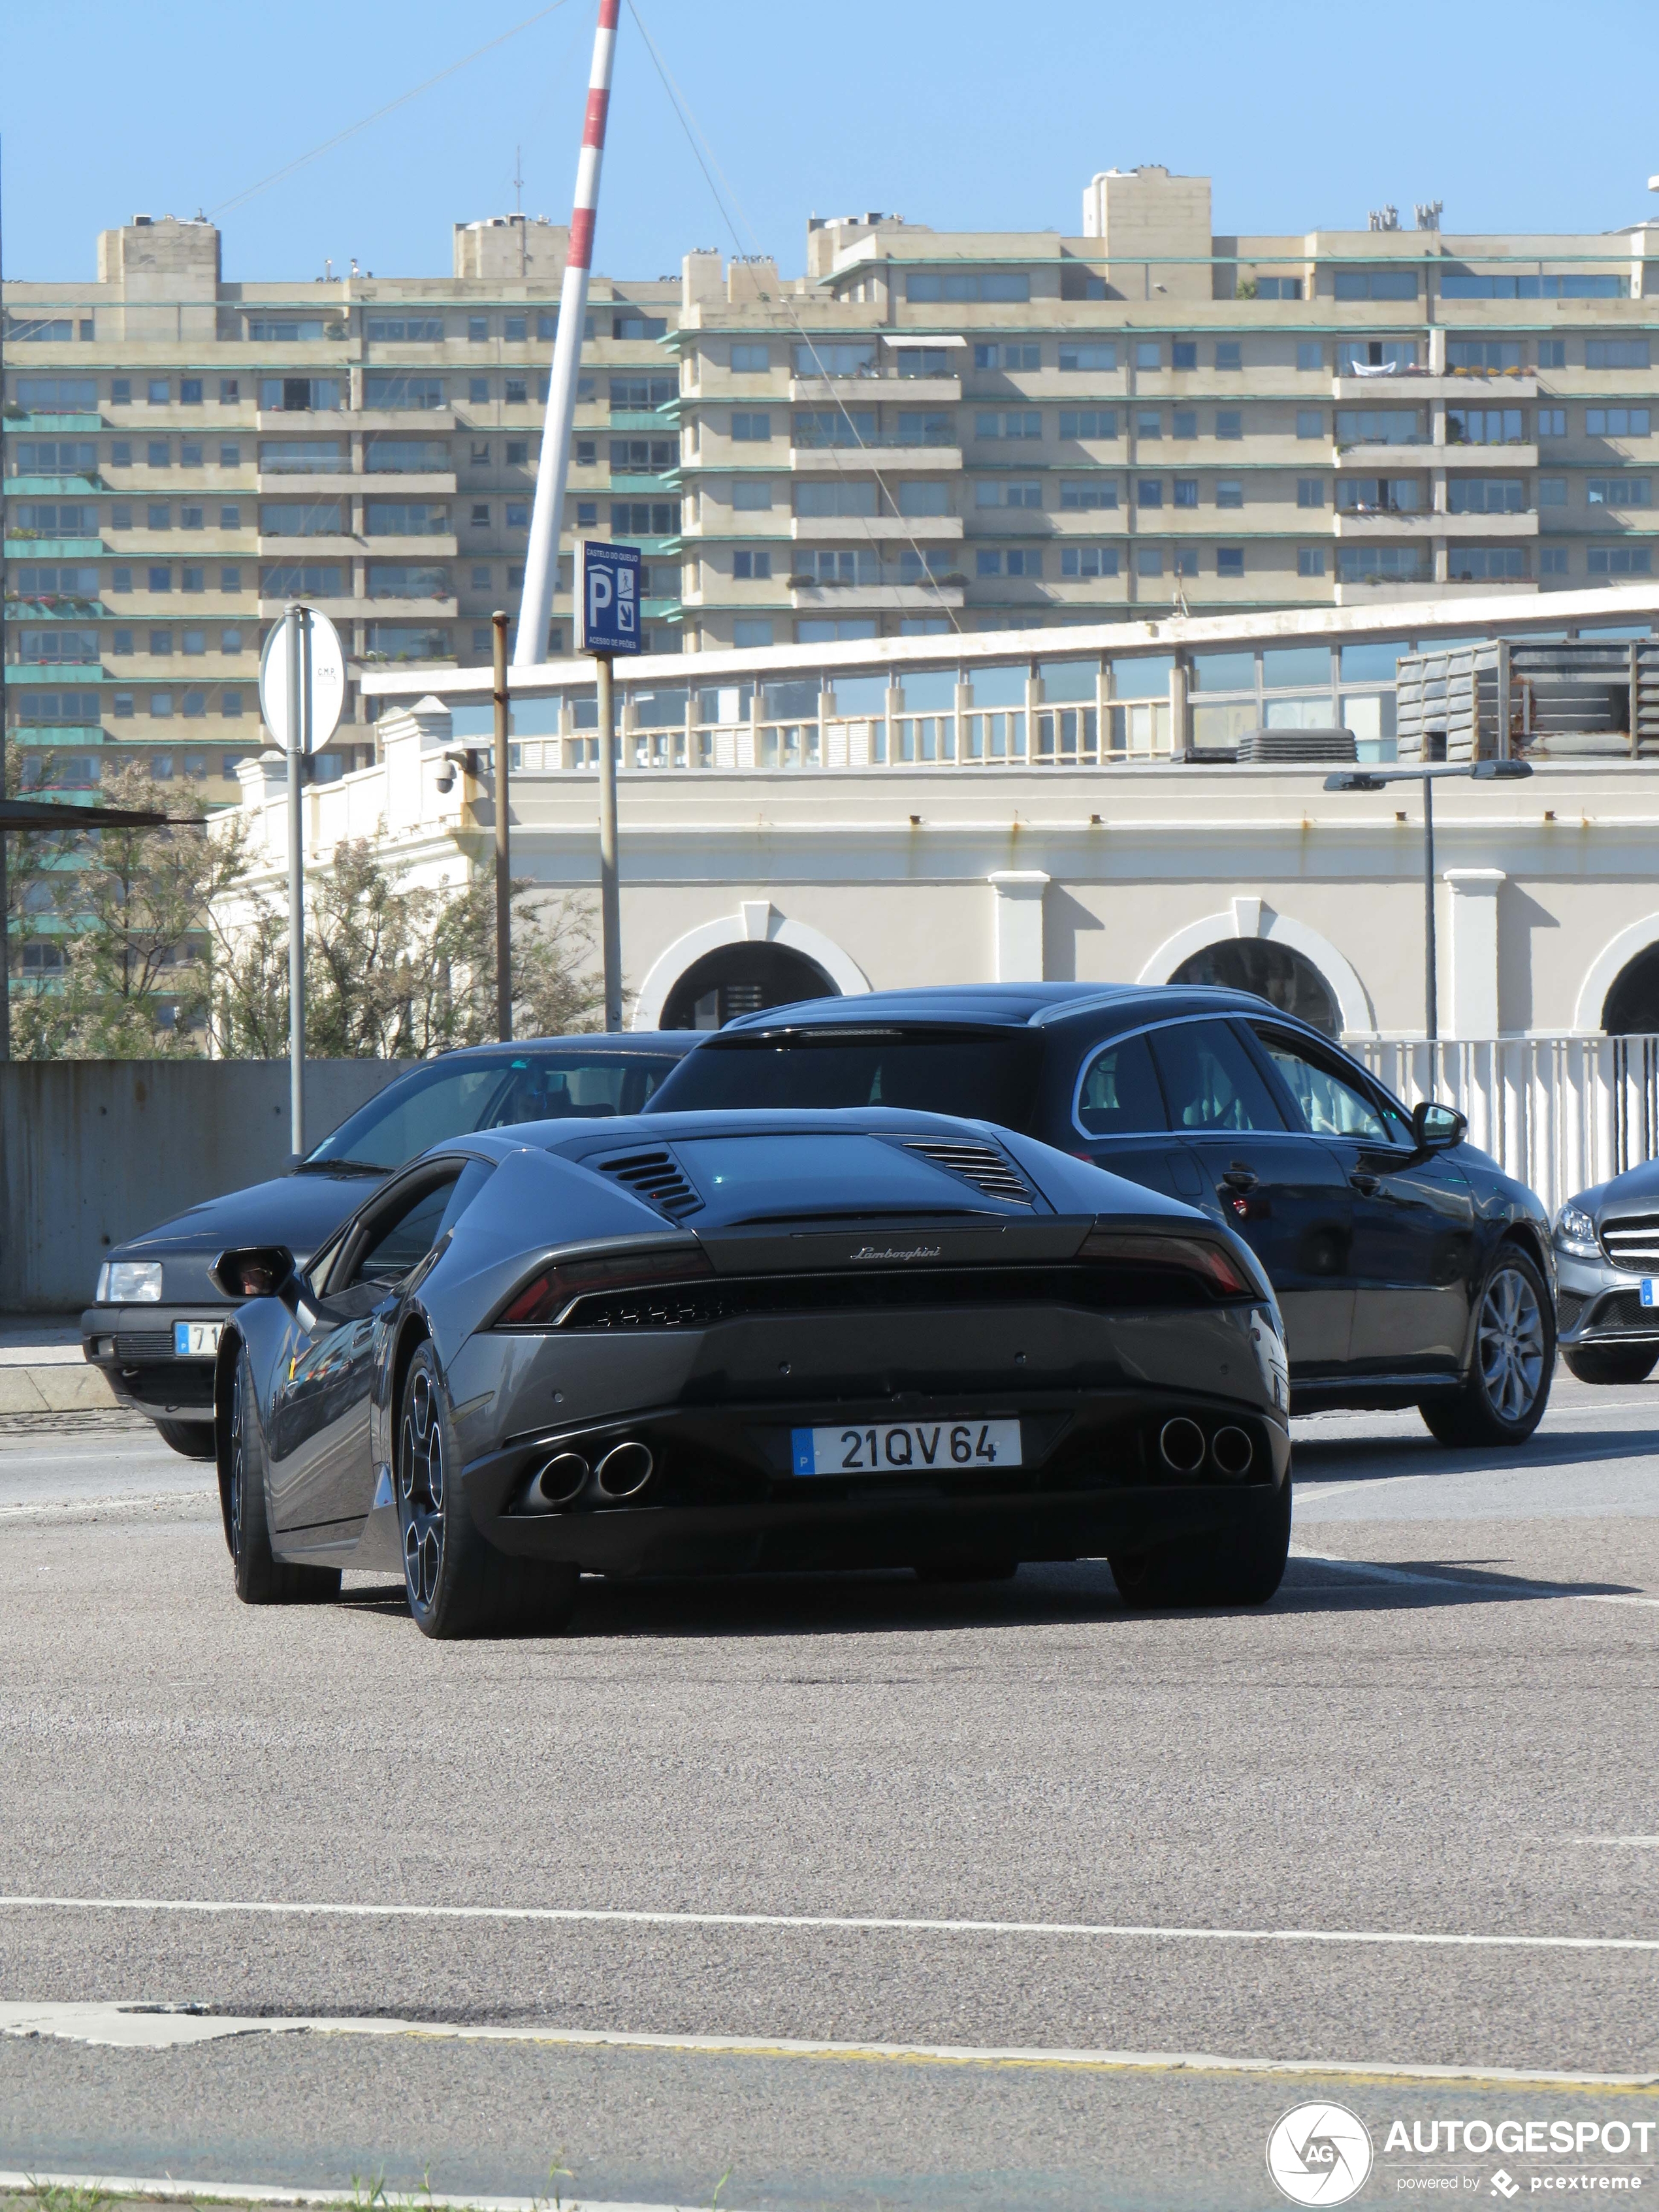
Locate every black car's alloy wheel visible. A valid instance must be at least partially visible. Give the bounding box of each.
[1420,1247,1554,1447]
[223,1345,340,1606]
[396,1339,577,1641]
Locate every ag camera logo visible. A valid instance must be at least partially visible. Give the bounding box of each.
[1266,2102,1375,2205]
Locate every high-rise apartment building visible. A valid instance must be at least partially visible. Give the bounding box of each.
[672,165,1659,684]
[2,212,680,803]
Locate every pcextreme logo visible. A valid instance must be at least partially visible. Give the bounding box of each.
[1267,2102,1376,2205]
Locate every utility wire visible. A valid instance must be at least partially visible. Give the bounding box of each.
[626,0,965,638]
[211,1,573,218]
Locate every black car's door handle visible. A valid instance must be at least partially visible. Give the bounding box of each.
[1220,1164,1259,1192]
[1349,1171,1381,1196]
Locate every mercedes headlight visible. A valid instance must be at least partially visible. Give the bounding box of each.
[1553,1204,1600,1259]
[99,1260,163,1303]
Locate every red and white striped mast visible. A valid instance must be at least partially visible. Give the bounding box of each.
[515,0,619,667]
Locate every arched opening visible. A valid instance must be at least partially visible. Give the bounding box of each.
[660,940,839,1030]
[1602,944,1659,1034]
[1168,938,1341,1038]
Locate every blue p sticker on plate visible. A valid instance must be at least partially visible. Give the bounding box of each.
[1643,1280,1656,1309]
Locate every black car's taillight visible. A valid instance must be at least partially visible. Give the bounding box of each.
[496,1245,715,1327]
[1078,1228,1257,1302]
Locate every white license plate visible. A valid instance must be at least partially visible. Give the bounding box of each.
[1644,1281,1657,1309]
[791,1419,1022,1477]
[174,1321,223,1357]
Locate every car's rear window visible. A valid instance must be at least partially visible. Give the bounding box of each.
[649,1029,1043,1132]
[309,1052,682,1170]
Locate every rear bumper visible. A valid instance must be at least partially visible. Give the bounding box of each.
[458,1385,1291,1578]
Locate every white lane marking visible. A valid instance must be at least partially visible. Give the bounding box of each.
[0,2176,690,2212]
[3,1893,1658,1955]
[1287,1547,1659,1606]
[2,2013,1656,2091]
[1561,1836,1659,1848]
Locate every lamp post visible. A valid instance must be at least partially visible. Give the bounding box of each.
[1325,757,1532,1043]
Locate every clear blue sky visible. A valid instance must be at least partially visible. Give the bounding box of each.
[5,0,1659,288]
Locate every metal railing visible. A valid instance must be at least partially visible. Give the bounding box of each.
[1352,1033,1659,1216]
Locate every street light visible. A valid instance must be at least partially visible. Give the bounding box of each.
[1324,756,1533,1042]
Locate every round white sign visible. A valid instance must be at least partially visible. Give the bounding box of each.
[1266,2102,1374,2206]
[259,607,347,753]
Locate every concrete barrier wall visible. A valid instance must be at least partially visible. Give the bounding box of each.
[0,1060,403,1312]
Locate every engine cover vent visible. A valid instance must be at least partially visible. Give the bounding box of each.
[903,1138,1033,1206]
[599,1147,703,1218]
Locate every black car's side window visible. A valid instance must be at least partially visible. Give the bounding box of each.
[347,1173,463,1290]
[1253,1029,1394,1145]
[1076,1033,1168,1137]
[1148,1021,1286,1134]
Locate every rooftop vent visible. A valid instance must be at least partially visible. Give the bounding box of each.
[600,1147,702,1218]
[904,1139,1033,1206]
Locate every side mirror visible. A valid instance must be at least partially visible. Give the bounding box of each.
[1412,1100,1467,1151]
[209,1244,297,1300]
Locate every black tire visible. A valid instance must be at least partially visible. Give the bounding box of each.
[1419,1247,1555,1448]
[1109,1477,1292,1609]
[1564,1343,1659,1387]
[914,1554,1019,1584]
[223,1345,341,1606]
[157,1417,216,1460]
[397,1340,578,1641]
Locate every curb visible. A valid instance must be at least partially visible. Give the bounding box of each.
[0,1363,118,1415]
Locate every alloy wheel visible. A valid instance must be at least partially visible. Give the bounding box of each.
[1477,1264,1547,1424]
[228,1360,245,1562]
[400,1366,445,1609]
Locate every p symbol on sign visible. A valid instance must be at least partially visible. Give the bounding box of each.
[588,567,613,627]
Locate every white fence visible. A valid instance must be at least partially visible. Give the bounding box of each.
[1352,1034,1659,1218]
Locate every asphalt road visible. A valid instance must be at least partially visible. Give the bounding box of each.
[1,1375,1657,2210]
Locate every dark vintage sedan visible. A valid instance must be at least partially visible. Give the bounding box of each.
[647,984,1557,1445]
[211,1107,1292,1634]
[81,1034,694,1456]
[1552,1162,1659,1384]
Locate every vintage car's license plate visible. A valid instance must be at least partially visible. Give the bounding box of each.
[174,1321,224,1357]
[791,1419,1022,1477]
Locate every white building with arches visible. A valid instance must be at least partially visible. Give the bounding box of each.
[220,583,1659,1068]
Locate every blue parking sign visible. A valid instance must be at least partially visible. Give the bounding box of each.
[579,539,643,656]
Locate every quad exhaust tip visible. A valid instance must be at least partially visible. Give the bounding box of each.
[594,1439,654,1499]
[1157,1418,1206,1475]
[1211,1425,1255,1479]
[536,1451,589,1505]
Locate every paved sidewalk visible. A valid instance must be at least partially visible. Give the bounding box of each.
[0,1314,120,1415]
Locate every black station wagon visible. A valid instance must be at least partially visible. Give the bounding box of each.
[647,982,1555,1447]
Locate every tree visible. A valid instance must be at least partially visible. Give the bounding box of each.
[4,746,86,1051]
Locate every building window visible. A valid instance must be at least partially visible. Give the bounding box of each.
[974,411,1042,440]
[575,501,598,528]
[730,413,771,441]
[1216,547,1245,577]
[1447,408,1525,446]
[468,379,489,405]
[575,440,596,466]
[1136,410,1161,440]
[1174,478,1199,508]
[1136,479,1163,507]
[732,550,772,579]
[1334,270,1418,300]
[504,379,528,406]
[468,317,488,342]
[1540,547,1569,575]
[1136,546,1164,577]
[1588,478,1651,507]
[1297,411,1325,440]
[1538,408,1568,438]
[506,501,529,528]
[1449,545,1526,580]
[1057,343,1116,372]
[219,565,241,590]
[114,692,135,718]
[182,566,206,592]
[1173,409,1197,440]
[1336,544,1428,582]
[1538,477,1568,505]
[148,630,172,656]
[148,379,169,404]
[219,378,239,404]
[184,691,206,720]
[1447,477,1526,513]
[974,343,1040,370]
[146,441,170,469]
[1172,342,1197,371]
[506,440,528,464]
[1587,340,1651,370]
[1298,547,1327,576]
[907,270,1029,303]
[1587,408,1650,437]
[1059,480,1118,509]
[470,564,491,588]
[1538,340,1567,370]
[1058,409,1116,440]
[111,568,133,592]
[150,694,173,719]
[219,504,240,528]
[1172,547,1199,577]
[1253,278,1302,300]
[111,379,132,405]
[1059,545,1119,577]
[1297,342,1323,372]
[1445,340,1521,372]
[470,504,490,526]
[1589,545,1653,575]
[1059,269,1107,301]
[112,628,135,654]
[1216,480,1243,508]
[148,566,171,592]
[180,506,204,531]
[976,548,1042,577]
[730,343,769,371]
[222,628,243,652]
[1216,410,1243,440]
[1216,342,1242,371]
[974,479,1042,508]
[1135,342,1161,370]
[733,617,775,646]
[610,501,675,534]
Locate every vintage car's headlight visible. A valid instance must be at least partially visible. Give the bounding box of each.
[100,1260,164,1303]
[1553,1204,1600,1259]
